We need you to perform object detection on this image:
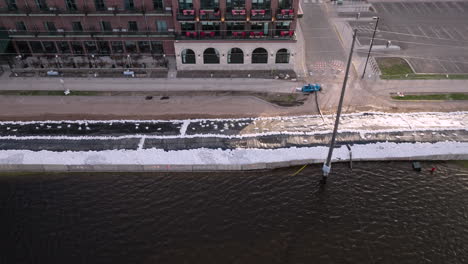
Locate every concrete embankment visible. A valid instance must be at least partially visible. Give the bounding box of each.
[0,154,467,172]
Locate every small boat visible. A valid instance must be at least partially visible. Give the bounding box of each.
[412,161,422,172]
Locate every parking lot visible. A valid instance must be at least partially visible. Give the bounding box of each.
[349,1,468,73]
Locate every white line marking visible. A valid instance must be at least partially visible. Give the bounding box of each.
[417,26,429,37]
[378,3,391,14]
[179,120,190,136]
[441,27,455,40]
[449,58,463,73]
[437,60,449,73]
[430,2,443,13]
[429,26,441,38]
[453,2,465,12]
[453,28,468,40]
[138,136,146,150]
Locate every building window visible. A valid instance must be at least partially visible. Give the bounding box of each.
[71,41,84,54]
[65,0,77,11]
[251,22,268,34]
[72,22,83,32]
[35,0,48,10]
[228,48,243,64]
[94,0,106,10]
[181,49,195,64]
[252,48,268,63]
[111,41,124,53]
[16,41,31,53]
[124,0,134,10]
[43,41,57,53]
[29,41,44,53]
[180,22,195,34]
[276,21,290,35]
[251,0,270,9]
[98,41,110,54]
[128,21,138,31]
[15,21,27,31]
[152,0,163,10]
[125,41,137,52]
[6,0,18,10]
[151,41,164,54]
[278,0,292,9]
[57,41,71,53]
[44,21,56,32]
[178,0,193,9]
[101,21,112,31]
[201,22,220,35]
[138,41,151,53]
[203,48,219,64]
[226,22,244,34]
[85,41,98,53]
[275,48,290,63]
[200,0,218,9]
[226,0,244,9]
[156,21,167,32]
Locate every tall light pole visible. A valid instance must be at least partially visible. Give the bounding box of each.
[361,16,379,79]
[321,29,358,184]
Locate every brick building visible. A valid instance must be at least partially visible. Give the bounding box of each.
[0,0,301,71]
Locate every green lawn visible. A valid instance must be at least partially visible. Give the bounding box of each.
[376,57,413,75]
[381,73,468,80]
[392,93,468,100]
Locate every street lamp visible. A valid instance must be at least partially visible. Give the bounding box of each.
[361,16,379,79]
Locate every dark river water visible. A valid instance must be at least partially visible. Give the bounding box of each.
[1,161,467,264]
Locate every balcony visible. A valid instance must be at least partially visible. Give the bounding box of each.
[250,9,271,21]
[225,9,246,21]
[177,9,195,20]
[199,10,221,21]
[176,30,295,40]
[276,9,295,20]
[6,30,175,38]
[0,5,172,16]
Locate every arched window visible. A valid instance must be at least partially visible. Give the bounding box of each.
[275,48,290,64]
[181,49,195,64]
[203,48,220,64]
[252,47,268,64]
[228,48,243,64]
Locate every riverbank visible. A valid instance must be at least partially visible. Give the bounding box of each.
[0,112,466,171]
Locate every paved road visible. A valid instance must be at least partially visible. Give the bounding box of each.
[350,1,468,73]
[299,0,347,79]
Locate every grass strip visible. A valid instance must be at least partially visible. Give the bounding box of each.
[392,93,468,100]
[0,90,102,96]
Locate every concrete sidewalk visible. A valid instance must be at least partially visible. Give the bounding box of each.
[0,70,302,93]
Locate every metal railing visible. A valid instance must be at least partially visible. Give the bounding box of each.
[250,9,272,21]
[176,30,295,40]
[176,8,196,20]
[276,8,295,20]
[199,10,221,21]
[225,9,247,20]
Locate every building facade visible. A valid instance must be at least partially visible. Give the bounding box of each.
[172,0,300,70]
[0,0,300,70]
[0,0,176,58]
